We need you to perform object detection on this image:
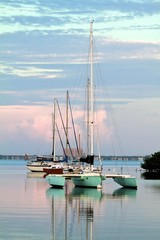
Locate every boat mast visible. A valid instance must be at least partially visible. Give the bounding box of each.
[87,79,90,156]
[90,21,94,168]
[52,99,56,161]
[66,91,69,157]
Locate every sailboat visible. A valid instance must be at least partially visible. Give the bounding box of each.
[45,21,137,189]
[72,21,138,189]
[45,94,81,187]
[27,99,61,173]
[70,21,106,188]
[46,21,105,188]
[43,101,64,175]
[26,156,55,172]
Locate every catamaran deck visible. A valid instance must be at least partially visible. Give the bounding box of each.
[105,174,135,178]
[49,172,135,179]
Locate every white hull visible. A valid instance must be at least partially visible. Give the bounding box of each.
[27,165,46,172]
[27,161,55,172]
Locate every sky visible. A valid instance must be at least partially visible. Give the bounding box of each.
[0,0,160,156]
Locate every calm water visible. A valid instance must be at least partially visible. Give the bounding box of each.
[0,159,160,240]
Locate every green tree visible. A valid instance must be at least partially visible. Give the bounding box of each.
[141,151,160,172]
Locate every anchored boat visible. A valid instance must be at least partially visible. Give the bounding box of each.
[45,21,137,189]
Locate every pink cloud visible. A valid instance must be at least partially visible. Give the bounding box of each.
[0,105,112,154]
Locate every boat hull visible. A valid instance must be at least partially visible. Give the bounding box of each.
[27,165,52,172]
[46,175,65,188]
[43,167,63,175]
[71,174,104,188]
[113,176,137,189]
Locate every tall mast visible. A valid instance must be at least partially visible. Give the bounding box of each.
[90,21,94,158]
[52,98,56,161]
[66,91,69,156]
[87,79,90,156]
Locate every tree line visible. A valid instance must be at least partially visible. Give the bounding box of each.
[141,151,160,172]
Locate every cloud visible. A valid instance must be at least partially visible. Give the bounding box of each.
[14,0,160,17]
[0,105,53,153]
[0,64,65,78]
[0,0,160,156]
[1,93,160,155]
[0,104,110,154]
[0,0,160,37]
[99,39,160,60]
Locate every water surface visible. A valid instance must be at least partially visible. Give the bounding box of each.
[0,160,160,240]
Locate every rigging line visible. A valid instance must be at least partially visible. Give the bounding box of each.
[71,25,95,109]
[95,123,103,167]
[94,88,120,171]
[91,38,117,157]
[34,103,54,155]
[68,93,80,157]
[81,81,89,156]
[56,99,74,159]
[94,80,123,173]
[55,123,66,157]
[69,41,92,156]
[93,39,126,173]
[70,36,91,106]
[106,90,124,155]
[95,63,132,174]
[94,84,117,155]
[94,49,125,156]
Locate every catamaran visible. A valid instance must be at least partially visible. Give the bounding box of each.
[46,21,137,189]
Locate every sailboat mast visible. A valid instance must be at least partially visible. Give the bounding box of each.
[90,21,94,157]
[66,91,69,156]
[87,79,90,156]
[52,99,56,161]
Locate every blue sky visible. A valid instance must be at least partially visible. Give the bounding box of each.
[0,0,160,156]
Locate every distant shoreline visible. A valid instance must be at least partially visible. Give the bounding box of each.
[0,154,144,161]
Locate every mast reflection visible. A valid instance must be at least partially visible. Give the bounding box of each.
[45,180,137,240]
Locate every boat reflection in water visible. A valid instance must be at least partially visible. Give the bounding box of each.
[26,171,46,178]
[46,187,65,198]
[71,187,103,200]
[112,187,137,199]
[45,180,137,240]
[46,184,101,240]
